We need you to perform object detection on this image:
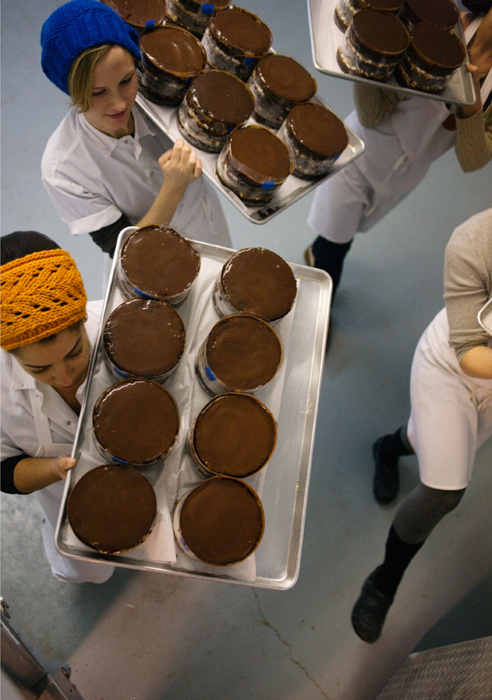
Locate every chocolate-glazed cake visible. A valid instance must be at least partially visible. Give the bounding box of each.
[118,225,200,304]
[334,0,404,33]
[188,393,277,477]
[399,0,460,31]
[196,313,282,395]
[166,0,231,38]
[174,476,265,565]
[216,125,293,205]
[278,103,349,180]
[247,54,317,129]
[213,247,297,323]
[201,7,273,80]
[93,379,179,466]
[103,298,186,381]
[337,9,410,81]
[67,464,157,554]
[139,26,206,105]
[177,70,255,152]
[394,23,465,93]
[102,0,167,31]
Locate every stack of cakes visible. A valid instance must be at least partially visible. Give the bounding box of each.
[166,0,231,38]
[102,0,167,32]
[334,0,404,33]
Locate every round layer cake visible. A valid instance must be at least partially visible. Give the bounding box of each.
[102,0,167,30]
[278,102,349,179]
[247,54,317,129]
[394,23,465,93]
[139,25,207,105]
[213,247,297,322]
[201,6,273,80]
[334,0,404,33]
[166,0,231,38]
[196,313,282,395]
[119,225,200,304]
[337,9,410,81]
[399,0,460,31]
[217,125,293,205]
[178,69,255,152]
[189,393,277,477]
[103,298,186,381]
[67,464,157,554]
[174,476,265,565]
[93,379,180,466]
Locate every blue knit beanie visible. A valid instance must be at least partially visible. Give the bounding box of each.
[41,0,141,95]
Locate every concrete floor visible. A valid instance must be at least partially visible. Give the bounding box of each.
[2,1,492,699]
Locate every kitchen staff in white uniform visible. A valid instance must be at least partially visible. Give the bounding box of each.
[351,207,492,643]
[306,0,492,296]
[40,0,231,282]
[1,230,113,583]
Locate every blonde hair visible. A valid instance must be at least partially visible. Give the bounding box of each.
[68,44,136,113]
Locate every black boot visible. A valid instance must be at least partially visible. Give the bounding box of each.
[373,426,414,504]
[305,236,353,296]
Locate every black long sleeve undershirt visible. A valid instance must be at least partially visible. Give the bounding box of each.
[1,454,29,494]
[89,213,132,258]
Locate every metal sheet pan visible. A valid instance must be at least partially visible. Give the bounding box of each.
[307,0,476,106]
[55,229,332,590]
[478,298,492,335]
[135,91,365,225]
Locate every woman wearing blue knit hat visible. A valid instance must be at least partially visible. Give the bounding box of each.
[40,0,231,273]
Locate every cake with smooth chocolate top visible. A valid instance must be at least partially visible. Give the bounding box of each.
[196,313,282,394]
[190,393,277,477]
[278,103,349,179]
[399,0,459,30]
[119,225,200,304]
[102,0,167,30]
[213,247,297,322]
[175,476,264,565]
[93,379,179,465]
[67,464,157,554]
[337,9,410,81]
[139,26,206,105]
[104,298,186,381]
[202,7,273,80]
[334,0,404,33]
[247,55,317,129]
[217,125,293,205]
[166,0,231,38]
[178,70,255,152]
[395,23,465,93]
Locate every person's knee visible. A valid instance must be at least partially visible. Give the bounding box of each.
[421,484,466,517]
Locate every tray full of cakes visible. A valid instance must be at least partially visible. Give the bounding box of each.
[55,225,332,589]
[307,0,477,105]
[127,4,364,224]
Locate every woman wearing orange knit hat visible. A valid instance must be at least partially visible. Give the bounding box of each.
[1,231,114,583]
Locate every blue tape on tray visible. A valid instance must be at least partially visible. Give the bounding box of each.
[113,366,131,379]
[261,181,275,190]
[201,3,214,14]
[205,366,216,381]
[227,126,235,134]
[146,19,156,27]
[112,456,128,465]
[134,287,152,299]
[244,57,257,67]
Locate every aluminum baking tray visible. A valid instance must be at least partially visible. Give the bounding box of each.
[307,0,476,106]
[55,228,332,590]
[478,298,492,335]
[135,90,365,225]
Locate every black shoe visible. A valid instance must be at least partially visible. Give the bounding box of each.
[351,567,394,643]
[372,436,399,504]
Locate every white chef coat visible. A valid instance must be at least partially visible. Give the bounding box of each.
[41,103,231,247]
[1,300,114,583]
[407,308,492,490]
[308,19,490,244]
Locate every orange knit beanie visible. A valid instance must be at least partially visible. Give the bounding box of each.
[1,249,88,351]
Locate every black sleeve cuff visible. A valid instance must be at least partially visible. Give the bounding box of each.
[88,214,132,258]
[1,454,30,494]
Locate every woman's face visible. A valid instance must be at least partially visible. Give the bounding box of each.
[84,45,138,138]
[14,325,91,392]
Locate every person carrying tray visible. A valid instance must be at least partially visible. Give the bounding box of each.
[306,0,492,296]
[40,0,231,277]
[1,230,114,583]
[351,207,492,643]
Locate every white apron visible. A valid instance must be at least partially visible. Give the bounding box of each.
[308,19,491,244]
[30,390,114,584]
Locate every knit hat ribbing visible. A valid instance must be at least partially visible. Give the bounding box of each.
[41,0,141,95]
